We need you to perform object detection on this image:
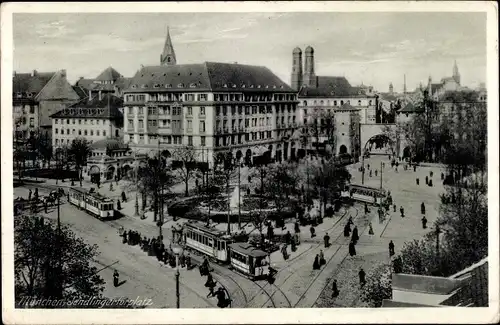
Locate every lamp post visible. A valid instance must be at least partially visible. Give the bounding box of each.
[134,153,140,217]
[171,243,183,309]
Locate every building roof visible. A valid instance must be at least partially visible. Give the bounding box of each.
[124,62,294,93]
[90,138,129,150]
[337,103,359,111]
[95,67,122,82]
[72,86,88,99]
[399,101,424,113]
[13,71,56,94]
[114,77,132,90]
[299,76,370,98]
[75,78,96,90]
[228,242,268,257]
[50,93,123,119]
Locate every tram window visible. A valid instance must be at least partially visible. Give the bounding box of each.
[216,241,220,250]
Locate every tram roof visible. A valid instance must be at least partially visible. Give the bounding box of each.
[229,242,268,257]
[69,187,113,202]
[348,184,387,194]
[184,221,231,238]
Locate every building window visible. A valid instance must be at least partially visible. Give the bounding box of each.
[187,107,193,115]
[78,119,82,124]
[90,119,94,125]
[55,119,59,124]
[138,107,144,115]
[55,128,59,134]
[187,120,193,130]
[199,107,206,116]
[188,136,193,146]
[29,118,34,127]
[84,130,88,136]
[358,100,362,106]
[97,130,100,136]
[72,119,75,124]
[200,136,206,146]
[200,121,206,132]
[128,119,133,127]
[72,129,75,135]
[138,119,144,129]
[103,130,106,136]
[369,100,372,105]
[55,139,59,145]
[90,130,93,136]
[78,130,81,135]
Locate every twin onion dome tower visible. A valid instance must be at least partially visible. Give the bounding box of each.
[291,46,318,91]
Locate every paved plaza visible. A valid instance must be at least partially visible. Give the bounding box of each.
[13,153,450,308]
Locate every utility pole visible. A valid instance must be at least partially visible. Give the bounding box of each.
[380,160,383,189]
[56,192,62,299]
[361,154,365,185]
[134,153,140,217]
[238,159,241,230]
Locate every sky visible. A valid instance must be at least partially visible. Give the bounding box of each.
[13,12,487,92]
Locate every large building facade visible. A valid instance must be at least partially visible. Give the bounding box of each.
[123,30,298,166]
[50,93,124,150]
[291,46,378,159]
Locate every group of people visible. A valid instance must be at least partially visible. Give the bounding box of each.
[120,228,192,270]
[200,258,230,308]
[312,249,327,270]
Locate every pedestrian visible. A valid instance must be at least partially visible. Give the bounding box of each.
[216,287,227,308]
[285,231,292,245]
[421,215,428,229]
[310,225,316,238]
[368,222,374,235]
[425,176,429,185]
[359,268,366,286]
[414,165,417,172]
[294,221,300,234]
[441,172,444,180]
[389,240,395,257]
[282,244,289,260]
[319,249,326,266]
[421,202,426,215]
[207,281,217,298]
[291,238,297,252]
[369,170,372,177]
[28,189,32,201]
[352,226,359,244]
[186,253,192,269]
[364,203,369,214]
[113,270,120,287]
[393,204,397,213]
[428,179,433,187]
[395,166,398,173]
[375,169,378,177]
[348,216,354,226]
[400,206,404,218]
[416,178,419,185]
[430,171,433,178]
[121,191,127,202]
[343,223,351,237]
[267,223,274,241]
[34,188,39,201]
[367,163,370,170]
[117,199,121,210]
[122,231,128,244]
[331,279,339,298]
[324,233,330,248]
[44,200,48,213]
[313,254,320,270]
[205,273,216,288]
[349,241,357,257]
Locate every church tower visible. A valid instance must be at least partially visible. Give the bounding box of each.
[160,27,177,66]
[303,46,317,88]
[291,47,303,91]
[453,60,460,85]
[389,82,394,94]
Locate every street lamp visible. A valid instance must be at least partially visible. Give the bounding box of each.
[171,243,183,309]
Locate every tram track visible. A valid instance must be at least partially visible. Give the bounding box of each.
[212,272,249,307]
[247,204,355,308]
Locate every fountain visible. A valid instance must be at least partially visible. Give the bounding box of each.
[229,185,240,212]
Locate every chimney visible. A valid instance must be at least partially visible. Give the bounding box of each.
[88,90,92,102]
[32,70,38,77]
[98,91,102,101]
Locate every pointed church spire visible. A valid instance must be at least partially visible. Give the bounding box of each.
[161,26,177,66]
[403,74,407,95]
[453,60,460,85]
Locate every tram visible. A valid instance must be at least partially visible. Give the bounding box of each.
[228,242,270,280]
[68,187,115,219]
[341,184,387,206]
[184,221,233,262]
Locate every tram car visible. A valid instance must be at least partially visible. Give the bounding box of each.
[341,184,387,206]
[184,221,233,262]
[68,187,115,219]
[184,221,271,280]
[228,242,270,280]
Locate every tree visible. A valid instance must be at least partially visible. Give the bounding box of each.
[172,146,198,197]
[360,263,392,307]
[138,157,176,223]
[311,159,350,216]
[213,151,238,233]
[265,163,299,217]
[15,216,105,304]
[54,145,70,184]
[68,138,92,187]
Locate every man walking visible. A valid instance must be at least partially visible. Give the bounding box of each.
[359,268,366,287]
[389,240,395,257]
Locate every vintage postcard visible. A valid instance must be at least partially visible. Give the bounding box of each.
[1,1,498,324]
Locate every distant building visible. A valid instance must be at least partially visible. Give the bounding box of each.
[50,93,124,150]
[84,138,134,183]
[74,67,132,98]
[292,46,377,158]
[13,69,84,140]
[122,29,298,166]
[427,60,467,100]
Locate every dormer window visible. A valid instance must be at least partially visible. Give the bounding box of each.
[178,83,184,88]
[163,73,167,76]
[257,85,261,88]
[153,84,160,88]
[250,85,254,88]
[273,85,277,89]
[131,85,137,89]
[223,84,228,88]
[190,83,197,88]
[232,84,237,88]
[242,84,246,88]
[166,84,172,88]
[280,85,284,89]
[27,93,33,98]
[265,85,269,89]
[141,84,148,88]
